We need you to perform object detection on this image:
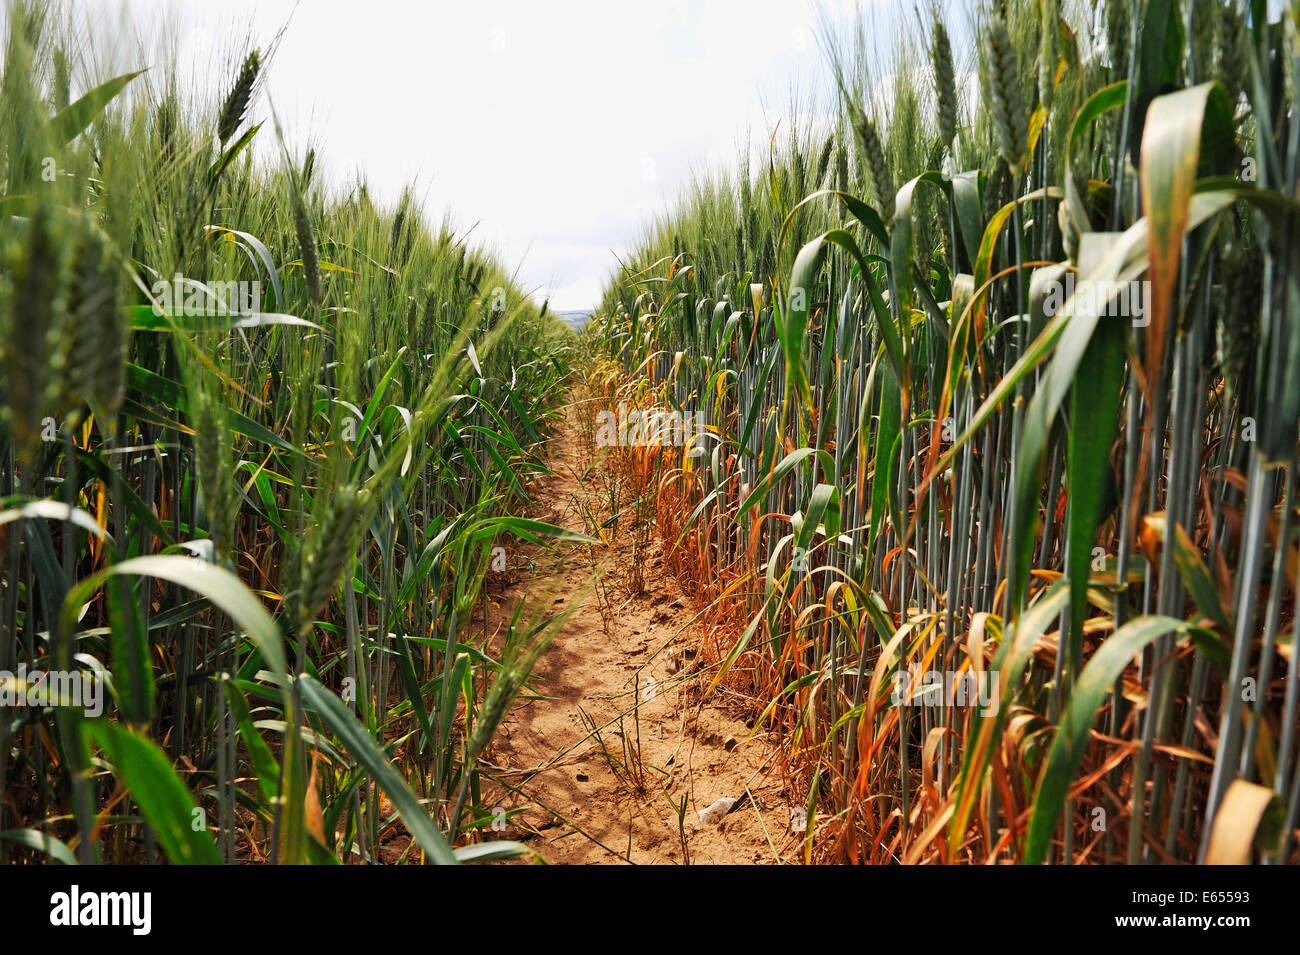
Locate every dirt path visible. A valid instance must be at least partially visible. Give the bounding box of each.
[477,404,789,864]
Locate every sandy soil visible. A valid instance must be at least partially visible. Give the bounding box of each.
[476,408,792,864]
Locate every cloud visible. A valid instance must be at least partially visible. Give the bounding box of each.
[108,0,855,310]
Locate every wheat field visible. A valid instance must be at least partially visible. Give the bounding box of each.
[1,0,1298,878]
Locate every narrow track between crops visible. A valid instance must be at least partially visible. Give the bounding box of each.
[476,400,788,864]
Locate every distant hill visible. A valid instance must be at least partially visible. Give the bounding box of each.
[555,309,592,332]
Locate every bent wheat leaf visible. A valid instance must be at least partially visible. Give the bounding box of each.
[1024,615,1188,865]
[83,721,221,865]
[1204,780,1285,864]
[1139,82,1232,403]
[48,70,145,144]
[299,675,457,865]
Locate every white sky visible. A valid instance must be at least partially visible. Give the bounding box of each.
[85,0,869,310]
